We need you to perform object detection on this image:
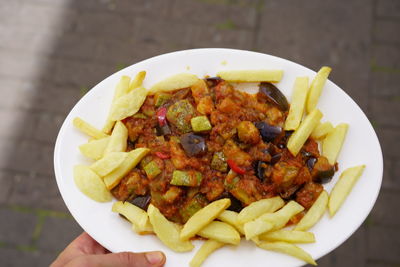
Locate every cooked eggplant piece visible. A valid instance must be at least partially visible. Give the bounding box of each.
[255,122,282,143]
[311,156,335,184]
[258,82,289,111]
[180,133,207,157]
[129,195,151,210]
[255,161,271,181]
[156,123,172,136]
[227,195,243,212]
[270,153,281,165]
[237,121,261,144]
[279,185,301,200]
[306,157,317,171]
[205,77,222,88]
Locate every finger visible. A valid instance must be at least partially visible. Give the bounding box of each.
[51,232,107,267]
[66,251,166,267]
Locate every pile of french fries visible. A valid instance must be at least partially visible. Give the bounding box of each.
[72,67,365,266]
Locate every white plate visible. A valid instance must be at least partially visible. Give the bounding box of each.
[54,48,383,267]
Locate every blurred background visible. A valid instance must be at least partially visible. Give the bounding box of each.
[0,0,399,266]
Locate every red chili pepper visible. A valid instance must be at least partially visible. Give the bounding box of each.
[155,151,171,159]
[227,159,246,175]
[156,107,167,126]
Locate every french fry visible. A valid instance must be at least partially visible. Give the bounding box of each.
[180,199,230,241]
[287,109,323,156]
[259,230,315,243]
[131,221,153,235]
[257,241,317,266]
[295,190,328,231]
[237,196,284,224]
[306,66,331,113]
[147,204,194,252]
[311,121,334,140]
[198,221,241,245]
[104,121,128,155]
[244,218,274,240]
[73,165,112,202]
[217,210,245,235]
[148,73,199,94]
[244,201,304,240]
[128,71,146,92]
[102,76,131,134]
[104,148,150,189]
[109,86,147,121]
[329,165,365,217]
[73,117,108,139]
[189,240,224,267]
[90,152,127,177]
[322,123,349,165]
[79,137,110,160]
[112,201,149,230]
[217,70,283,83]
[284,77,309,131]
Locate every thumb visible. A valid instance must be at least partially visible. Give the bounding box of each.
[66,251,166,267]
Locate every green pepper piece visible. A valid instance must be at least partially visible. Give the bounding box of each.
[171,170,202,186]
[211,152,228,172]
[190,116,212,132]
[143,160,161,179]
[162,186,181,203]
[180,194,208,223]
[166,100,196,133]
[154,92,172,107]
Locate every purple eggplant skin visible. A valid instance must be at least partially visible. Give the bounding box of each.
[255,122,282,143]
[258,82,289,111]
[315,168,335,184]
[227,195,243,212]
[306,157,317,171]
[270,153,282,165]
[180,133,207,157]
[205,77,222,88]
[128,195,151,210]
[156,123,172,136]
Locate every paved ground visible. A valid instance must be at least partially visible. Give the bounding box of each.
[0,0,399,266]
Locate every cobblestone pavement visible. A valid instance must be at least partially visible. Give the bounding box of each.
[0,0,399,266]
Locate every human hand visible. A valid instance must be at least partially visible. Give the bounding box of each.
[51,232,166,267]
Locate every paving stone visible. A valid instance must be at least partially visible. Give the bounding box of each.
[0,139,54,176]
[372,44,400,69]
[0,170,14,204]
[0,78,80,115]
[0,109,38,140]
[374,20,400,44]
[133,17,194,46]
[171,0,258,29]
[376,0,400,19]
[7,173,68,212]
[72,10,134,40]
[381,158,400,191]
[53,58,114,88]
[371,72,400,96]
[371,96,400,127]
[367,225,400,262]
[37,216,82,253]
[0,248,57,267]
[256,0,372,111]
[374,127,399,158]
[366,259,400,267]
[191,25,254,50]
[369,190,400,227]
[0,207,37,246]
[33,112,65,144]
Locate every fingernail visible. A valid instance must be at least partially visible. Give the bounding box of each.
[145,251,164,265]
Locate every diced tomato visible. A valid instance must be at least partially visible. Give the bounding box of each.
[156,107,167,126]
[227,159,246,175]
[155,151,171,159]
